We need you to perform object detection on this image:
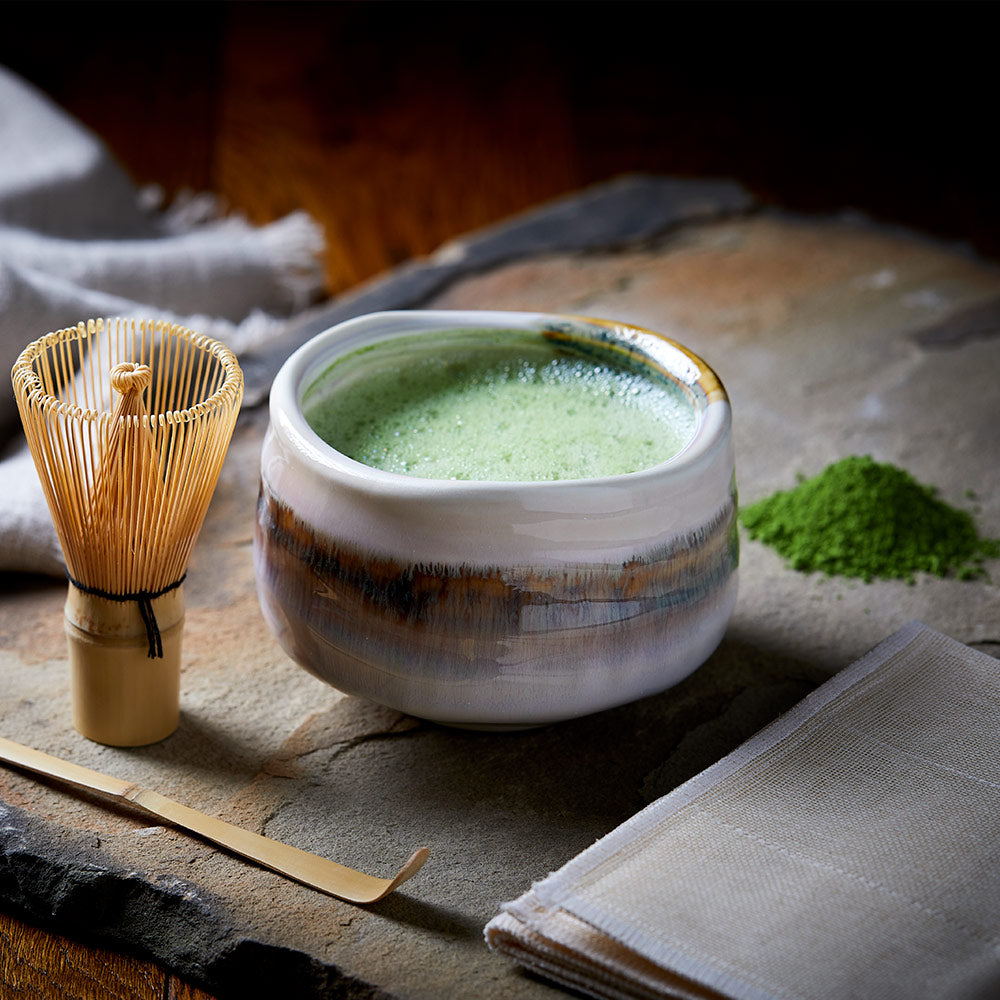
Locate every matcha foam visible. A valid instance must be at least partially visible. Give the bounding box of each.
[303,328,697,481]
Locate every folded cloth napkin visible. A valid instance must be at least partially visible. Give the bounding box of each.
[0,65,325,574]
[486,621,1000,1000]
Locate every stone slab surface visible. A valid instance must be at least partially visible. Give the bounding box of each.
[2,193,999,999]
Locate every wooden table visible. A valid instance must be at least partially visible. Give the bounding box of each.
[1,3,996,996]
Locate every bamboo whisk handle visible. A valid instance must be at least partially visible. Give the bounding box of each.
[66,581,185,746]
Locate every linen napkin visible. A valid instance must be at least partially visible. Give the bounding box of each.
[0,65,325,574]
[486,621,1000,1000]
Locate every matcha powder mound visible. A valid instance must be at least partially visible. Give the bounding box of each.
[739,455,1000,583]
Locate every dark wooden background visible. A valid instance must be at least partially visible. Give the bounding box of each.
[4,1,998,294]
[1,2,995,996]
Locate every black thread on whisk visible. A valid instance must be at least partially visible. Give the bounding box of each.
[66,574,186,658]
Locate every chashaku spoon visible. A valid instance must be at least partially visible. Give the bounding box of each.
[0,735,428,905]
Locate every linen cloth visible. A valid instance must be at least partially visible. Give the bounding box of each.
[0,65,325,573]
[486,621,1000,1000]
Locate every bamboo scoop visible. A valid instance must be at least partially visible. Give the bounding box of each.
[0,736,429,904]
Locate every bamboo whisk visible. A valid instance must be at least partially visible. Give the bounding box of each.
[12,318,243,746]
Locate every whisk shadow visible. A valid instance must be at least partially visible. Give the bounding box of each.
[118,709,268,782]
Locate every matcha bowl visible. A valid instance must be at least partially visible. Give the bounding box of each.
[254,310,738,728]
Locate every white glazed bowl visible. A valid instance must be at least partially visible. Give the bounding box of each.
[254,310,738,727]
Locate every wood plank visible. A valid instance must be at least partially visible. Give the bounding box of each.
[0,910,216,999]
[211,3,581,292]
[4,3,998,290]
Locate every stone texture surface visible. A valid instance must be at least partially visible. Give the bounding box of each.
[1,191,998,999]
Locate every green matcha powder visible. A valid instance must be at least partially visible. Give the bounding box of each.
[739,455,1000,583]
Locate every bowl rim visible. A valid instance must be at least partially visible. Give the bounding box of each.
[268,309,731,498]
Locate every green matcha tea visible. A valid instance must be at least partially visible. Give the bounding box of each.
[303,328,697,481]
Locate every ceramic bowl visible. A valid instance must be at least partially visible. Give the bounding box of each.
[254,310,737,727]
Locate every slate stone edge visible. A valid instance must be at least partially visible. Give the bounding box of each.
[239,172,758,404]
[0,800,393,999]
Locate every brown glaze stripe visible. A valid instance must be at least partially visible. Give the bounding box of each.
[256,486,738,629]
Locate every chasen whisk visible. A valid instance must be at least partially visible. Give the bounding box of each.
[12,318,243,746]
